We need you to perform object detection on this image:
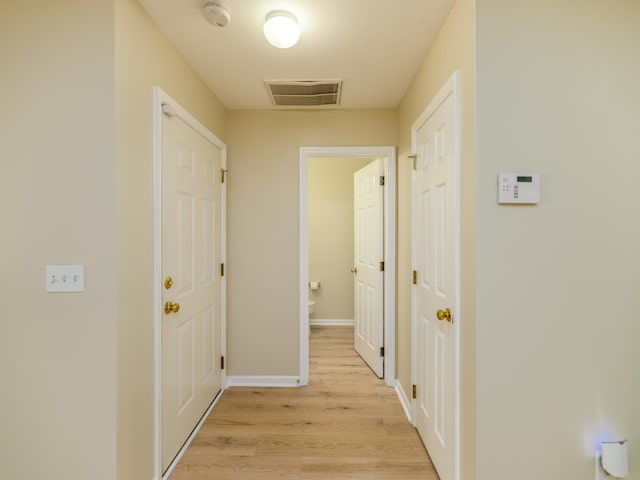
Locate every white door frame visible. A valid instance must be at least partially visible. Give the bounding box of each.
[410,71,461,480]
[152,87,227,480]
[299,146,396,387]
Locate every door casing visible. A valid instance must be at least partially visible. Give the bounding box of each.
[153,87,227,480]
[299,146,396,387]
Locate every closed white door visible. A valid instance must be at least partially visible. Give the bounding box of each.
[414,80,457,480]
[162,111,223,472]
[353,159,384,377]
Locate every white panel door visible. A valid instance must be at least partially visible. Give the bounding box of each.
[414,88,457,480]
[162,113,223,472]
[354,159,384,377]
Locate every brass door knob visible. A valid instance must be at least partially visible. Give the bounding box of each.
[164,301,180,314]
[436,308,452,322]
[351,267,358,274]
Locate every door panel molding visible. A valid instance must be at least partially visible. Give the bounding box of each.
[299,146,396,387]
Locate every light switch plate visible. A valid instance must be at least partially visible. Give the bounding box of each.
[46,265,85,292]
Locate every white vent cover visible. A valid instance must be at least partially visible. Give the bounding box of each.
[265,80,342,108]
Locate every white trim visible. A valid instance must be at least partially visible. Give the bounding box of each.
[153,87,227,480]
[226,376,301,388]
[410,70,461,480]
[299,157,310,386]
[309,318,354,326]
[395,379,413,423]
[452,72,461,480]
[410,133,418,426]
[299,146,397,388]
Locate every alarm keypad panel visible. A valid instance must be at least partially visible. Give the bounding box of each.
[498,173,540,204]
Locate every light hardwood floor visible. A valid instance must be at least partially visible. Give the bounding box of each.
[169,326,438,479]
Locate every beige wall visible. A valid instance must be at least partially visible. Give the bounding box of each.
[115,0,227,478]
[308,157,373,320]
[475,0,640,478]
[0,1,227,478]
[397,0,476,477]
[226,110,396,376]
[0,1,117,479]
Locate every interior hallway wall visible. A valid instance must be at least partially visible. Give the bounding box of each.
[226,110,396,377]
[396,0,476,477]
[475,1,640,478]
[0,1,117,478]
[115,0,227,478]
[308,157,373,321]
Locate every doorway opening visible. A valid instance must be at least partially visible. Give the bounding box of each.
[307,156,374,328]
[299,146,396,387]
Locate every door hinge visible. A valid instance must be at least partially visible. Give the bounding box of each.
[408,154,417,170]
[379,261,385,272]
[413,270,417,285]
[221,169,228,183]
[221,356,225,370]
[379,346,385,357]
[412,384,417,399]
[220,263,225,277]
[379,175,385,186]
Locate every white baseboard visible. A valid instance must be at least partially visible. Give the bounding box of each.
[309,318,354,326]
[395,379,413,423]
[225,376,301,388]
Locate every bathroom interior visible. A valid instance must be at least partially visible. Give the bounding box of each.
[307,156,375,325]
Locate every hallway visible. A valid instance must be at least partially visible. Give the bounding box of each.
[169,326,437,479]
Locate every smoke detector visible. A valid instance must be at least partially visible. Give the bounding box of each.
[203,2,231,27]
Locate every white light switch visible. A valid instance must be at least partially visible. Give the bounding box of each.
[46,265,85,293]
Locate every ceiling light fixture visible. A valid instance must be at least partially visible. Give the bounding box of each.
[263,10,300,49]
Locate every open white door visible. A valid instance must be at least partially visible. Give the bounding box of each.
[161,107,223,472]
[413,73,459,480]
[353,159,384,377]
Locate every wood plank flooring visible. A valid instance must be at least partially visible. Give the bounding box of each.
[169,326,438,479]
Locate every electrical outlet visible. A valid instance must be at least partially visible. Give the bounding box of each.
[45,265,85,293]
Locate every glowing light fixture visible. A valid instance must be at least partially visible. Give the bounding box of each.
[263,10,300,48]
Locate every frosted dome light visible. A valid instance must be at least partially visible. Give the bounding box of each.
[263,11,301,49]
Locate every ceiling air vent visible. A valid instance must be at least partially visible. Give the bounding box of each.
[265,80,342,108]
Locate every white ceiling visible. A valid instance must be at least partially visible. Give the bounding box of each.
[136,0,456,110]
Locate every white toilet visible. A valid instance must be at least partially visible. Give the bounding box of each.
[308,281,319,316]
